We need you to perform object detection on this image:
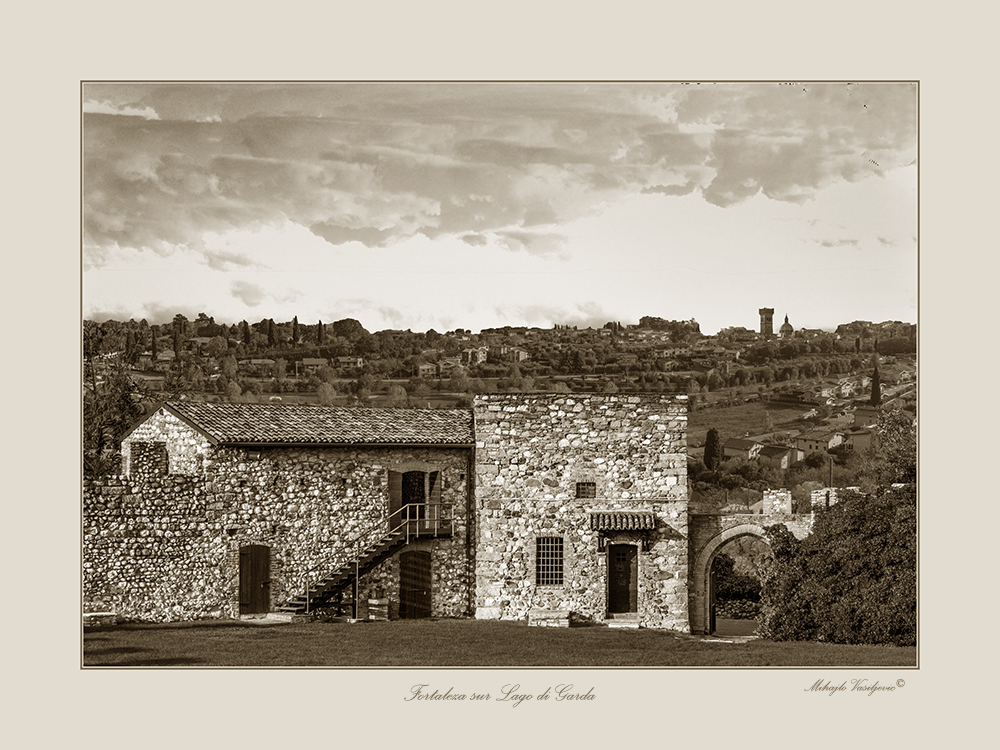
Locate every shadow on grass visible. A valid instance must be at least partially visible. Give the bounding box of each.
[87,657,206,667]
[82,618,917,668]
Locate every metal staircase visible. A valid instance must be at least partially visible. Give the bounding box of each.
[276,502,453,617]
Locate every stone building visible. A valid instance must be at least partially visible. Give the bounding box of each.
[84,394,692,629]
[85,402,476,622]
[473,394,689,629]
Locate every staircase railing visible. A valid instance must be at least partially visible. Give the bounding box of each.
[297,501,454,616]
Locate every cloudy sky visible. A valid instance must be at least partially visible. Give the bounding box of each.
[83,82,917,335]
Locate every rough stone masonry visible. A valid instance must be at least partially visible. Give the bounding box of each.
[472,394,689,630]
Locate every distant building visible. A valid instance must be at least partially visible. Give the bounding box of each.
[723,437,763,461]
[842,427,875,453]
[795,429,843,455]
[853,406,879,427]
[758,445,798,470]
[759,308,774,338]
[301,358,327,375]
[779,314,793,338]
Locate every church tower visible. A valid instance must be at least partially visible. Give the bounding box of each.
[759,308,774,337]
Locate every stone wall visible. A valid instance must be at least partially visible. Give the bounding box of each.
[472,394,689,630]
[86,421,474,622]
[763,489,793,514]
[122,409,214,477]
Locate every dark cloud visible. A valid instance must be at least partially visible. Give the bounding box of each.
[460,234,488,247]
[204,249,257,270]
[495,230,566,258]
[231,280,267,307]
[642,182,699,197]
[84,83,916,264]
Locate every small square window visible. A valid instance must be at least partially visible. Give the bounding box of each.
[536,536,564,586]
[575,481,596,499]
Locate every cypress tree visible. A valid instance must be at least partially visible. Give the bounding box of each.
[292,316,299,347]
[317,320,324,345]
[242,320,251,349]
[870,364,882,407]
[704,428,724,471]
[151,325,158,358]
[268,318,276,347]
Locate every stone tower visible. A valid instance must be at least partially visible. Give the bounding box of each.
[759,308,774,337]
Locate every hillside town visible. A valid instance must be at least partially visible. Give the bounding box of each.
[84,307,916,507]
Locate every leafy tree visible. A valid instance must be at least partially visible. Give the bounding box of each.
[332,318,368,341]
[703,428,724,471]
[317,382,337,404]
[386,384,408,407]
[220,354,238,379]
[83,361,148,477]
[803,452,827,470]
[757,484,915,646]
[207,336,228,359]
[854,408,916,491]
[712,553,761,602]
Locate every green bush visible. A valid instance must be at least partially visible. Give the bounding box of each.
[757,485,915,646]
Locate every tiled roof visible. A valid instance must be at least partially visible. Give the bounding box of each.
[758,445,792,457]
[724,438,760,450]
[163,402,474,446]
[589,512,657,531]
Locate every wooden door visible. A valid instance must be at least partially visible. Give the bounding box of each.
[239,544,270,615]
[399,550,432,619]
[608,544,638,614]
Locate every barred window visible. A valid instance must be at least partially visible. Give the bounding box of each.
[575,481,596,499]
[536,536,564,586]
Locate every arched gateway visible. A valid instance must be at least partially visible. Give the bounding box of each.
[688,514,815,634]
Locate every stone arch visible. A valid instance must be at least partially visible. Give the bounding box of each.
[690,523,771,635]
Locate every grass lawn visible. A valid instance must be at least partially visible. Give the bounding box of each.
[83,619,916,668]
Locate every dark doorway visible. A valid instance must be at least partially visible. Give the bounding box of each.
[239,544,270,615]
[709,568,717,634]
[608,544,638,613]
[399,550,432,619]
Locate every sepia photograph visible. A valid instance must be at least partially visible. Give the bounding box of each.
[82,81,917,669]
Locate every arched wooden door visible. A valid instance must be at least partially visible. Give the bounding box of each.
[399,550,432,619]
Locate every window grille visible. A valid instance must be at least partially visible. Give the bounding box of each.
[575,481,596,498]
[536,536,564,586]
